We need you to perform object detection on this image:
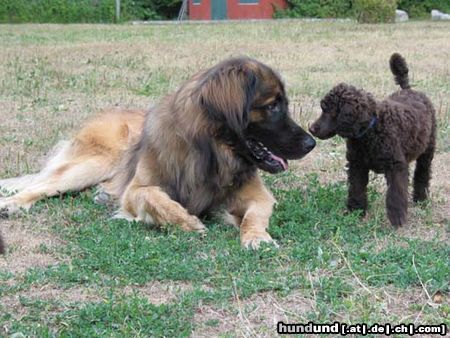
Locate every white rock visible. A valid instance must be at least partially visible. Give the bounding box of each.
[431,9,450,20]
[396,9,409,22]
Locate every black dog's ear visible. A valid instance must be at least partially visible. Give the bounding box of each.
[336,102,356,137]
[198,62,257,136]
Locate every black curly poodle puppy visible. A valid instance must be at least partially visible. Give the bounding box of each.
[309,53,436,226]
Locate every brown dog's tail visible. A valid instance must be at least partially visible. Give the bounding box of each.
[390,53,410,90]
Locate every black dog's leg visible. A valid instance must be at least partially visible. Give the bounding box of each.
[413,143,435,203]
[385,165,409,226]
[347,163,369,215]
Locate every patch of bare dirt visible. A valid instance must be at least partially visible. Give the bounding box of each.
[290,140,347,183]
[0,280,196,325]
[192,291,314,337]
[429,152,450,218]
[1,284,102,309]
[396,152,449,243]
[381,286,441,322]
[123,280,193,305]
[191,284,446,337]
[0,219,64,274]
[0,283,103,330]
[331,283,446,330]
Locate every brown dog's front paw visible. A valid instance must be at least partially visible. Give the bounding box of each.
[240,230,278,250]
[183,216,207,233]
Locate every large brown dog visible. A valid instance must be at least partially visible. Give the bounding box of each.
[0,57,315,250]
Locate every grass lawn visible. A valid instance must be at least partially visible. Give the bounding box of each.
[0,21,449,337]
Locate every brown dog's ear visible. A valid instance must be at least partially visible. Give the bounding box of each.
[198,62,257,136]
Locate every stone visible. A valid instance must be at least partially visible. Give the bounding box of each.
[396,9,409,22]
[431,9,450,20]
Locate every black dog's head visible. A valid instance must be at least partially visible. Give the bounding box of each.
[309,83,377,140]
[198,57,316,173]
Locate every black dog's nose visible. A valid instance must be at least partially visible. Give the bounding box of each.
[303,136,316,152]
[309,124,318,135]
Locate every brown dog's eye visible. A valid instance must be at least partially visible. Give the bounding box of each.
[267,102,280,114]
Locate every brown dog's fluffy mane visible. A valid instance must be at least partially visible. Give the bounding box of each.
[110,57,280,216]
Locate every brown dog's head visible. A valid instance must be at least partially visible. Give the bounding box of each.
[197,57,316,174]
[309,83,377,140]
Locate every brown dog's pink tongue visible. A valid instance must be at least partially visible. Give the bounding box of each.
[269,153,288,171]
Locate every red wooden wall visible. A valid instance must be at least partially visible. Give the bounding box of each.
[228,0,286,19]
[189,0,287,20]
[189,0,211,20]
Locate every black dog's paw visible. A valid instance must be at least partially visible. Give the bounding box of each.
[346,202,367,217]
[413,191,428,204]
[388,212,407,227]
[345,209,367,219]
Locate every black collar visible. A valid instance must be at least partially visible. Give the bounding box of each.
[354,116,378,139]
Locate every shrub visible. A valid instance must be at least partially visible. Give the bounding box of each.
[353,0,397,23]
[0,0,117,23]
[397,0,450,18]
[128,0,182,21]
[275,0,353,18]
[0,0,181,23]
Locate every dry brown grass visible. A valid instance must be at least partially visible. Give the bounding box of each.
[0,21,449,179]
[122,280,194,305]
[192,290,314,337]
[191,284,443,337]
[0,218,63,274]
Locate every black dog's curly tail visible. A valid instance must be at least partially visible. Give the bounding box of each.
[390,53,410,90]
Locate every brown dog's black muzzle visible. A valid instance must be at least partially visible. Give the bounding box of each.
[302,134,316,153]
[244,114,316,173]
[274,118,316,159]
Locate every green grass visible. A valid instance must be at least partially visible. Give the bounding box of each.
[1,174,448,335]
[4,295,194,337]
[0,21,449,336]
